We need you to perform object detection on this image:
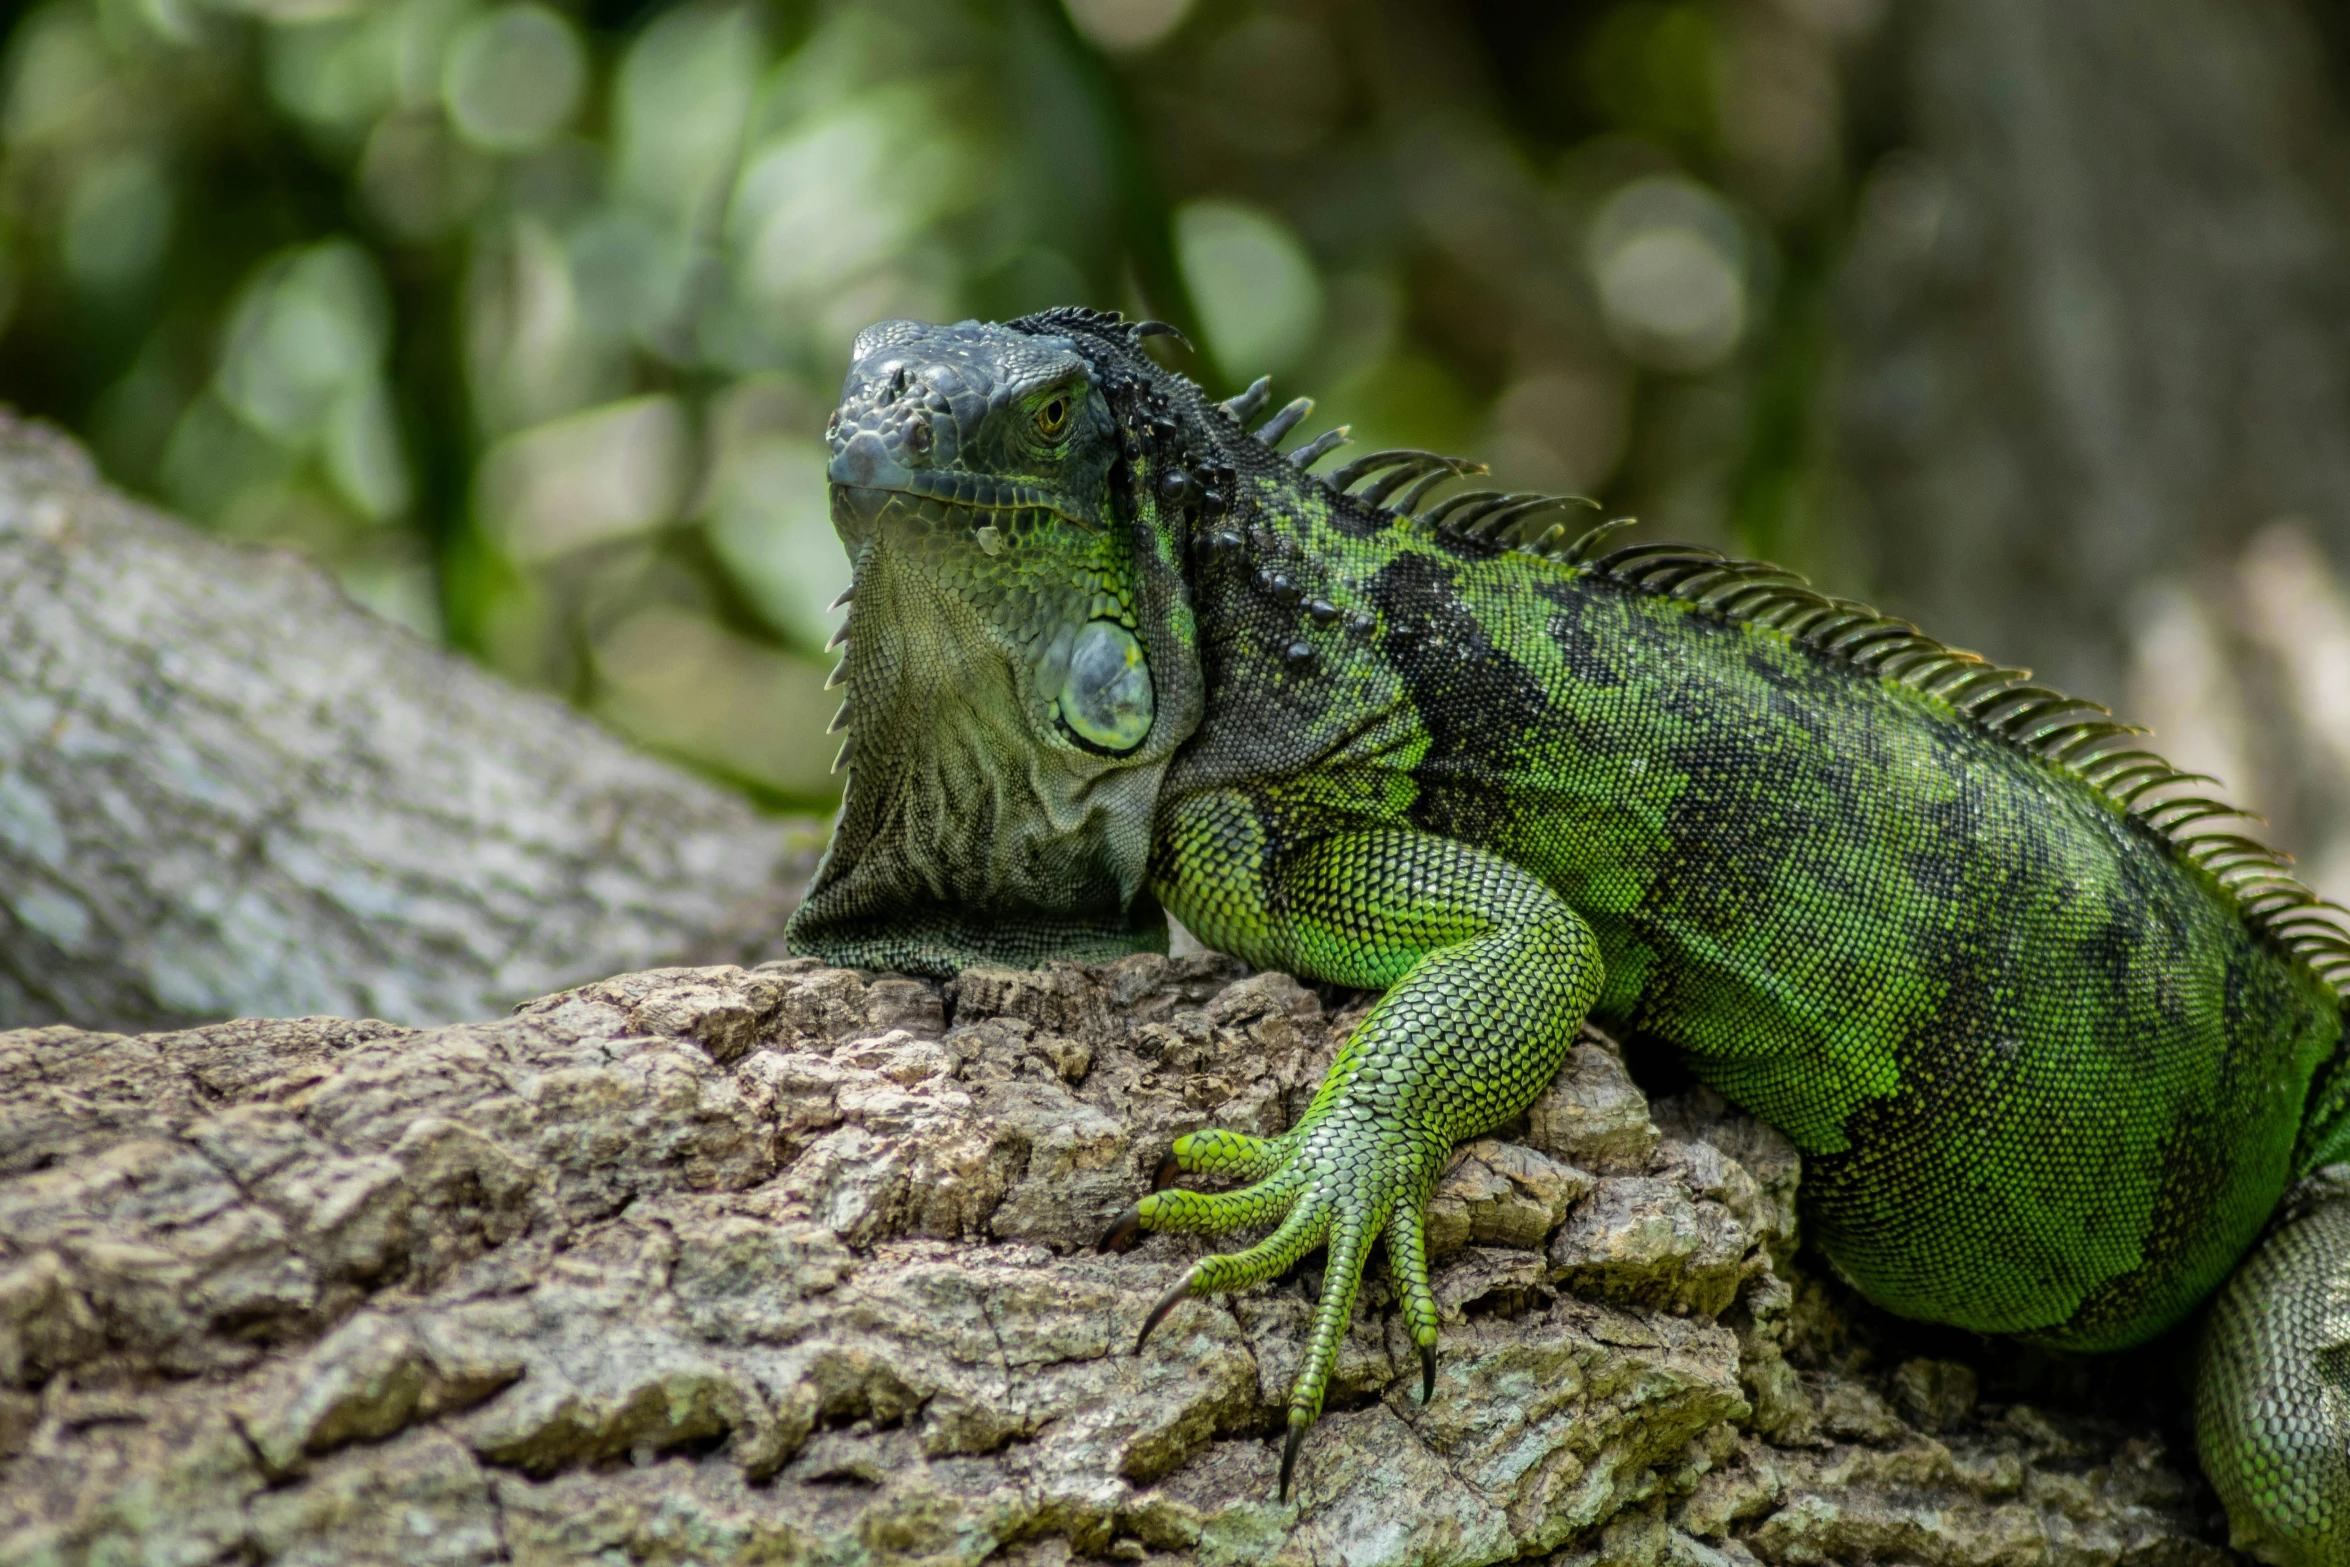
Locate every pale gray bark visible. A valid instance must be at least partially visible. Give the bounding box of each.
[0,413,821,1033]
[0,959,2230,1565]
[1838,0,2350,710]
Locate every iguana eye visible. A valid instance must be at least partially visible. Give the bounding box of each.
[1034,395,1071,441]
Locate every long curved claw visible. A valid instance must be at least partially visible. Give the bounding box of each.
[1280,1419,1308,1502]
[1152,1152,1182,1191]
[1137,1267,1198,1351]
[1421,1343,1437,1404]
[1097,1205,1144,1253]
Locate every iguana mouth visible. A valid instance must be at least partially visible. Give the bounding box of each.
[827,466,1099,532]
[826,485,1094,570]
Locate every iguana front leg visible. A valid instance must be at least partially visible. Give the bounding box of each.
[1119,799,1602,1498]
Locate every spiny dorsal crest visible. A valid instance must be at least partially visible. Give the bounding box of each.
[1222,373,1605,543]
[1567,532,2350,992]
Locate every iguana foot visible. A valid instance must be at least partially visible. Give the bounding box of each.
[1106,1114,1449,1500]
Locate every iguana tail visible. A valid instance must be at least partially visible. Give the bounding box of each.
[2197,1182,2350,1564]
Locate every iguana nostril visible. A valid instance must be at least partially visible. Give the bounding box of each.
[906,421,933,457]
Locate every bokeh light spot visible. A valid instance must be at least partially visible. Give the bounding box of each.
[478,394,688,562]
[593,605,841,798]
[1063,0,1194,53]
[62,152,170,293]
[706,438,848,652]
[359,111,495,242]
[443,4,586,153]
[1588,175,1750,373]
[217,241,391,442]
[1175,199,1324,382]
[615,2,764,222]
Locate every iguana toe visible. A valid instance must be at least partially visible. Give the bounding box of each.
[1384,1198,1443,1400]
[1166,1127,1291,1183]
[1135,1170,1307,1235]
[1127,1114,1449,1499]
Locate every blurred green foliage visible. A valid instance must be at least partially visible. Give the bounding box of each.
[0,0,1882,808]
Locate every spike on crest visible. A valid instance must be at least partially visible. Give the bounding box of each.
[1456,494,1590,546]
[1420,489,1506,529]
[1130,319,1193,354]
[1330,449,1458,492]
[1396,467,1466,515]
[1289,426,1354,470]
[1220,377,1273,423]
[1256,398,1314,447]
[1558,516,1641,565]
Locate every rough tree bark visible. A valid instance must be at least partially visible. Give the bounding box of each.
[0,414,823,1034]
[0,959,2239,1565]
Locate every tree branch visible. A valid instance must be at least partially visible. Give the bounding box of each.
[0,412,820,1032]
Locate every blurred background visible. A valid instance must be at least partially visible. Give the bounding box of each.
[4,0,2350,890]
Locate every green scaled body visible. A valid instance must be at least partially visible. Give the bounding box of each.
[787,309,2350,1552]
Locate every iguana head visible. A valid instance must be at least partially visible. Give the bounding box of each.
[784,311,1210,975]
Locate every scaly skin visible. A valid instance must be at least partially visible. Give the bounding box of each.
[786,309,2350,1542]
[2197,1195,2350,1564]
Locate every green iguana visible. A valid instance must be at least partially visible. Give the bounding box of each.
[785,308,2350,1561]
